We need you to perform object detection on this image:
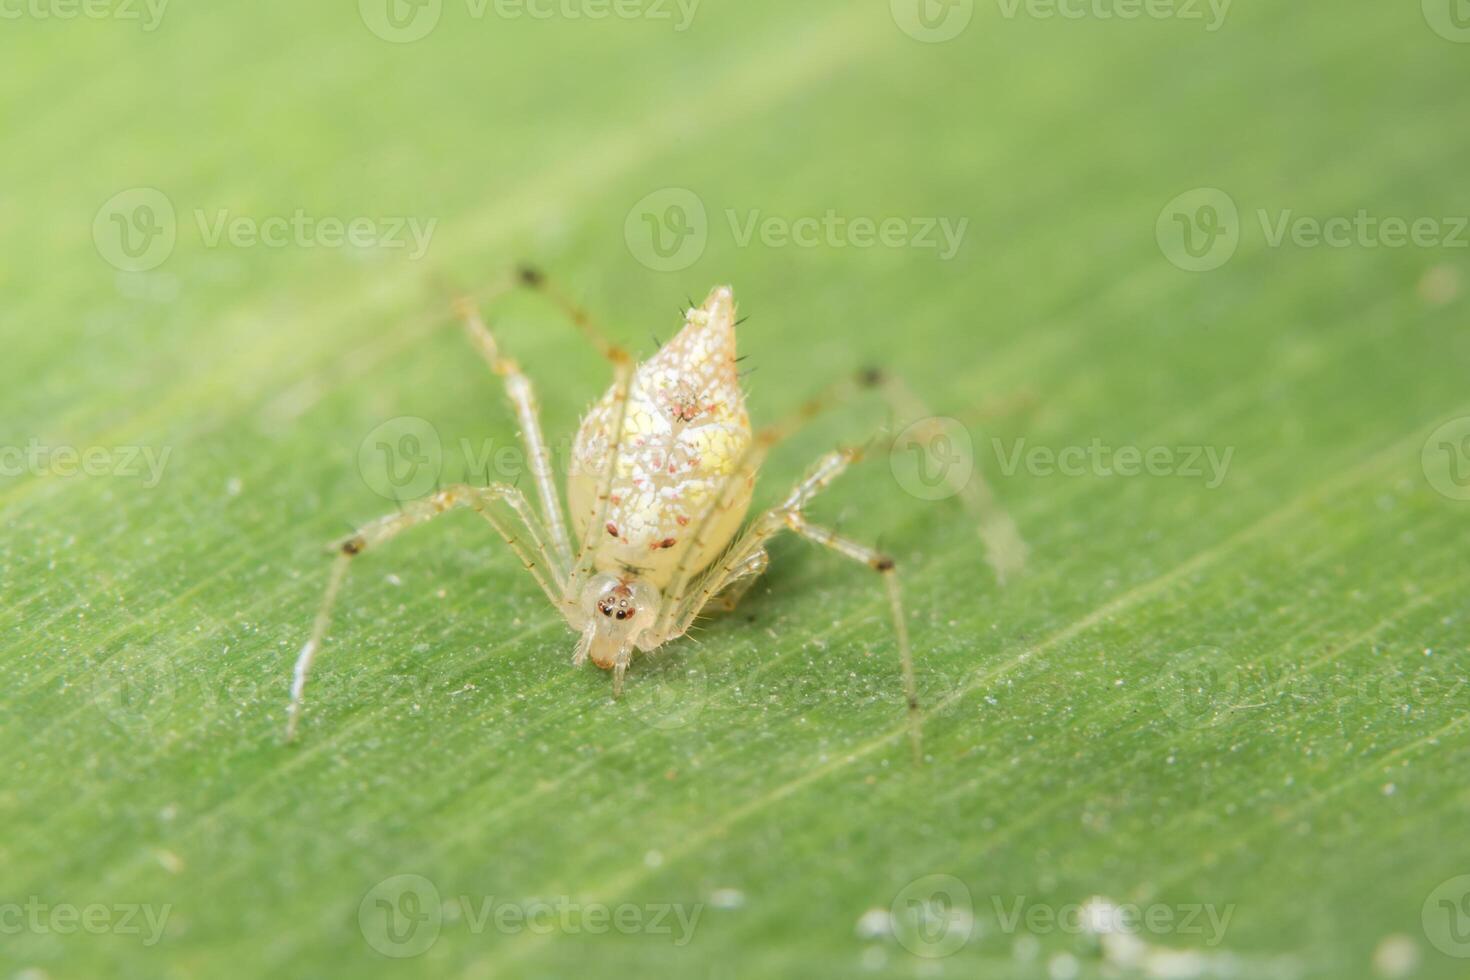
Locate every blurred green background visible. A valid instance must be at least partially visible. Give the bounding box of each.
[2,1,1468,978]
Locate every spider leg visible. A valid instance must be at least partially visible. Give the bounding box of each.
[658,446,922,763]
[285,482,566,741]
[866,369,1028,583]
[461,266,639,619]
[709,550,770,613]
[663,444,862,636]
[454,299,579,574]
[514,264,630,367]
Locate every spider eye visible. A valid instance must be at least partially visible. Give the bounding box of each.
[615,610,627,620]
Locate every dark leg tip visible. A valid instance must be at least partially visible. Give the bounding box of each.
[858,367,885,388]
[517,264,545,288]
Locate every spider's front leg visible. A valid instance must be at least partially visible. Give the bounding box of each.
[285,483,570,741]
[455,268,637,619]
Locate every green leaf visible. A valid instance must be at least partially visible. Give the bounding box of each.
[2,2,1467,978]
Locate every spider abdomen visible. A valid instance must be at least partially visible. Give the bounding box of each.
[568,286,753,588]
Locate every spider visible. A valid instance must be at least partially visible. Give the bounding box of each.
[285,270,1020,759]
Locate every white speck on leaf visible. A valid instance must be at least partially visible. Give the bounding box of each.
[710,888,745,909]
[1372,934,1419,978]
[855,907,891,939]
[1047,952,1079,980]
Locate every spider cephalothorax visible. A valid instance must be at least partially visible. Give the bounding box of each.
[575,574,661,670]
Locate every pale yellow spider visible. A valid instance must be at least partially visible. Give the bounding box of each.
[286,271,1013,759]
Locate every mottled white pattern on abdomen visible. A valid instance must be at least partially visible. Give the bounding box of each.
[568,286,754,589]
